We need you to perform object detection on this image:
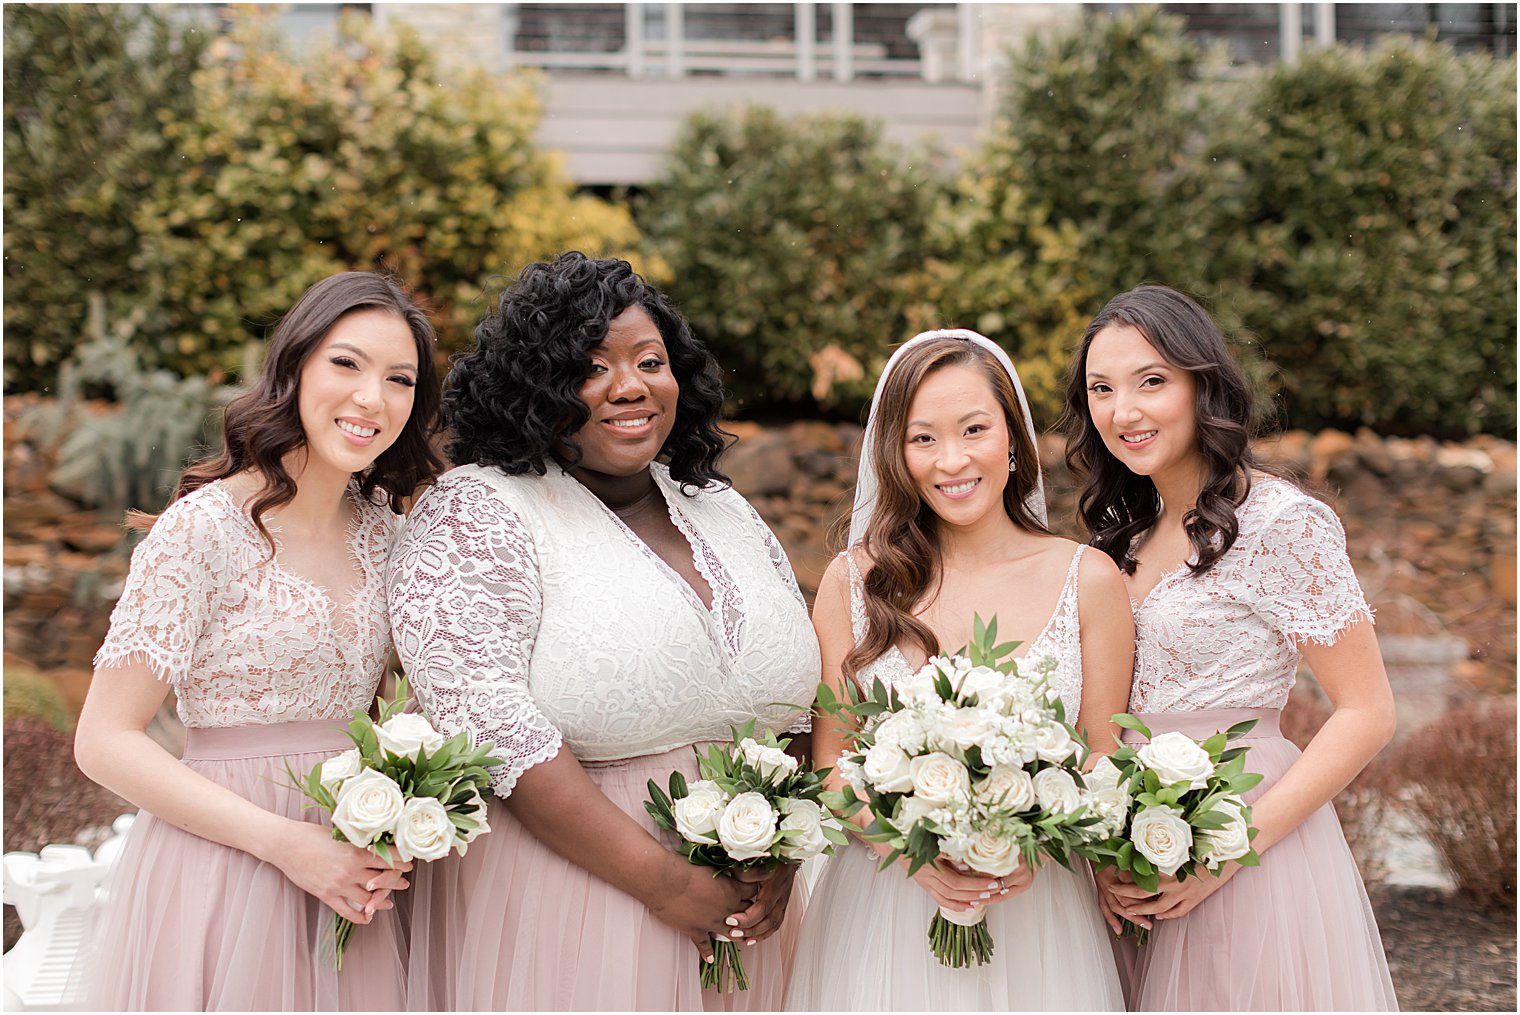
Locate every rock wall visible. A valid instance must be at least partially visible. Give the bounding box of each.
[4,396,1515,716]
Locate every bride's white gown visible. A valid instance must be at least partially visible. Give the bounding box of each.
[785,546,1125,1011]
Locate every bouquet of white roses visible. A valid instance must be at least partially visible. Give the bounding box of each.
[1078,715,1263,942]
[817,615,1113,968]
[644,721,846,993]
[290,678,501,967]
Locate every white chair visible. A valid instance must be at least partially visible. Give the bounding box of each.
[3,814,135,1012]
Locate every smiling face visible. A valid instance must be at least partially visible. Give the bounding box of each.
[568,304,679,484]
[295,308,419,481]
[901,364,1014,530]
[1083,323,1201,486]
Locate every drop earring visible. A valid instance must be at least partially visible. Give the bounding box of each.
[1008,451,1017,473]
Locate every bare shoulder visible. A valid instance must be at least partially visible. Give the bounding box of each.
[816,550,859,607]
[1075,543,1130,603]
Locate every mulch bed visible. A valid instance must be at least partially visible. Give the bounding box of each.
[1375,886,1516,1012]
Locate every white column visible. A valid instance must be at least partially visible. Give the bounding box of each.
[1312,2,1336,47]
[501,2,517,71]
[832,1,853,82]
[957,2,978,82]
[665,2,684,78]
[796,3,816,82]
[625,3,645,78]
[1279,2,1302,63]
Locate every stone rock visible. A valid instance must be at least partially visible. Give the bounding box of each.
[723,433,796,498]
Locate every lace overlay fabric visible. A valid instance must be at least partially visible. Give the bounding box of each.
[387,464,819,798]
[843,546,1087,720]
[94,481,401,728]
[1130,478,1374,713]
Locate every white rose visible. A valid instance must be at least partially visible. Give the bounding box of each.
[897,664,941,705]
[953,665,1006,706]
[1196,797,1252,868]
[1082,785,1131,839]
[1137,731,1215,791]
[963,829,1024,877]
[862,743,916,793]
[715,792,778,862]
[937,707,998,754]
[834,754,867,794]
[330,769,405,846]
[1131,804,1193,877]
[375,713,448,761]
[318,748,364,795]
[738,738,799,784]
[972,765,1036,813]
[1084,755,1125,793]
[909,753,971,805]
[872,711,926,754]
[892,795,940,834]
[777,798,830,862]
[1032,767,1082,815]
[673,780,729,844]
[393,796,455,862]
[454,788,491,855]
[1033,722,1075,763]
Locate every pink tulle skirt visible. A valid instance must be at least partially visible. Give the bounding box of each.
[79,719,408,1011]
[1118,708,1398,1011]
[405,743,805,1011]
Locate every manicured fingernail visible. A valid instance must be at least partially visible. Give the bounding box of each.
[366,880,377,891]
[724,916,739,927]
[704,954,715,964]
[745,939,756,948]
[729,929,744,939]
[978,891,991,899]
[986,881,999,889]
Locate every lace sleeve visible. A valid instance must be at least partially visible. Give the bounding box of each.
[387,473,563,798]
[94,497,222,685]
[1246,493,1374,647]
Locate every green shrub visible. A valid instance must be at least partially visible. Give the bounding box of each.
[2,668,74,732]
[1202,37,1517,438]
[640,106,938,412]
[3,3,209,391]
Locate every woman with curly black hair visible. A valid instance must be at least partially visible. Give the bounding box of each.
[389,252,817,1010]
[1063,285,1397,1010]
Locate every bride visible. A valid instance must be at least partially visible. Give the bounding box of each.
[785,330,1130,1011]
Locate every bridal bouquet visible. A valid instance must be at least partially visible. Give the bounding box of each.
[290,679,502,967]
[1078,715,1264,943]
[817,615,1114,968]
[645,722,846,993]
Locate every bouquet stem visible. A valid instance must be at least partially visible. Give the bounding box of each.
[332,914,356,970]
[702,938,750,993]
[928,911,994,968]
[1119,918,1149,947]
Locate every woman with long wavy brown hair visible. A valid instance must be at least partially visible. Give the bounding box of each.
[785,330,1132,1011]
[73,271,442,1010]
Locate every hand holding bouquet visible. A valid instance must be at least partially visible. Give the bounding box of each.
[645,722,846,992]
[290,679,502,967]
[817,615,1112,967]
[1079,715,1263,942]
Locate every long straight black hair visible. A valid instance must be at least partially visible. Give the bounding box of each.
[1061,285,1269,576]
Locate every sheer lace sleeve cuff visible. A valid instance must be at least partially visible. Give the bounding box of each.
[93,496,221,685]
[1248,494,1374,647]
[742,500,807,608]
[388,471,562,799]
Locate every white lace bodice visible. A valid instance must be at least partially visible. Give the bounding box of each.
[1130,478,1373,713]
[94,481,401,728]
[386,463,820,798]
[843,545,1087,720]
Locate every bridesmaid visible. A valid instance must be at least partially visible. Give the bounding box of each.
[388,252,817,1010]
[1063,284,1399,1010]
[74,272,443,1010]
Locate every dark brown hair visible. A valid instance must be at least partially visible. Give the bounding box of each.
[132,272,444,545]
[845,337,1048,680]
[1061,284,1268,576]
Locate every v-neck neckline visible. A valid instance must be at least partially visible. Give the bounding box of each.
[210,480,371,617]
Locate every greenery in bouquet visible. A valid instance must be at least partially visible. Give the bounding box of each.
[290,679,502,967]
[816,615,1115,968]
[1079,715,1265,943]
[645,721,847,992]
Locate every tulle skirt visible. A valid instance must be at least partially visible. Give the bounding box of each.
[1117,708,1399,1011]
[79,719,408,1011]
[784,838,1125,1010]
[404,743,805,1011]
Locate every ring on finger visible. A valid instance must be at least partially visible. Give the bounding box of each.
[347,898,364,912]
